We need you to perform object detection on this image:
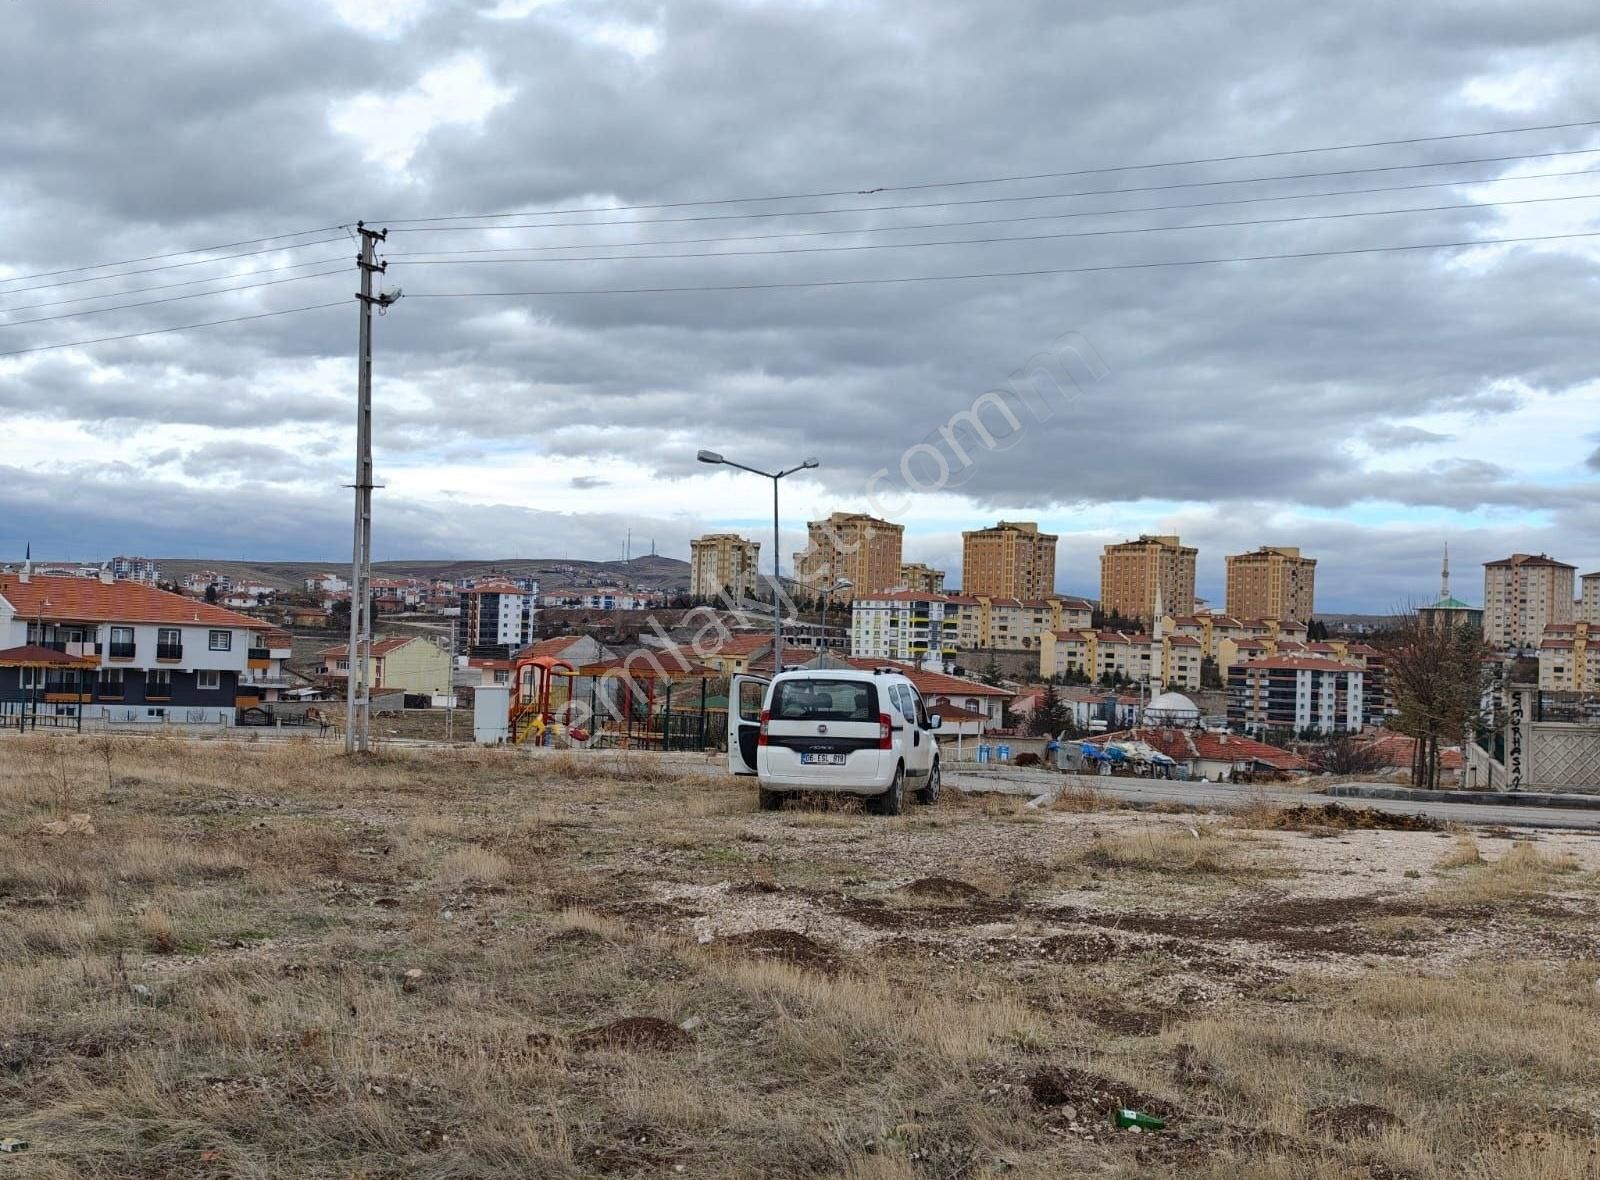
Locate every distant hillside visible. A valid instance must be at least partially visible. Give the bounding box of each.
[153,556,691,592]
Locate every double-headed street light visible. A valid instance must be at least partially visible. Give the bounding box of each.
[697,449,819,674]
[820,577,853,655]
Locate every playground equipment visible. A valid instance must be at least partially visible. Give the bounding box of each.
[509,656,581,745]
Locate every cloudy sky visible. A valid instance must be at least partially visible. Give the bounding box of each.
[3,0,1598,611]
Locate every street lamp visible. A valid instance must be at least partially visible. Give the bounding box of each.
[820,577,852,656]
[697,449,819,673]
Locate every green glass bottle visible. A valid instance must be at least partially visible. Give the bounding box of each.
[1113,1108,1166,1131]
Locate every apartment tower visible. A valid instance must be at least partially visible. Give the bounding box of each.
[1482,553,1576,649]
[689,533,761,600]
[961,521,1058,599]
[1224,546,1316,622]
[1099,535,1197,624]
[897,562,946,593]
[794,512,904,601]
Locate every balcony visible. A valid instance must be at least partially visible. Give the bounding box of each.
[156,642,184,662]
[107,642,136,661]
[247,647,271,669]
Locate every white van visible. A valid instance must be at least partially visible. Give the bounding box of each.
[727,668,942,815]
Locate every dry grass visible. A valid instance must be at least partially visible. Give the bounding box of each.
[1434,839,1583,904]
[1436,834,1484,869]
[0,735,1595,1179]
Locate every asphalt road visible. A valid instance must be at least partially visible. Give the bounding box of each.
[945,768,1600,832]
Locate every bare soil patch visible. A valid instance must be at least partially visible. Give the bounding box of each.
[1250,803,1443,832]
[1307,1102,1405,1139]
[718,928,840,974]
[572,1016,693,1052]
[903,875,988,900]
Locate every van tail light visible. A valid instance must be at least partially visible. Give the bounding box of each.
[758,709,771,747]
[878,712,893,750]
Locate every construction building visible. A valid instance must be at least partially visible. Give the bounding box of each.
[960,521,1058,599]
[689,533,761,601]
[1099,535,1197,624]
[794,512,904,602]
[1224,546,1316,623]
[896,562,946,593]
[1482,553,1576,650]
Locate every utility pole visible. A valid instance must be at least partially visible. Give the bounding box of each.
[347,222,397,754]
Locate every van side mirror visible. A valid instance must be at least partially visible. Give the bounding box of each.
[927,714,943,730]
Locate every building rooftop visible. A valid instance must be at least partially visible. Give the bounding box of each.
[0,574,260,629]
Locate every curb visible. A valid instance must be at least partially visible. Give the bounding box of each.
[1326,784,1600,811]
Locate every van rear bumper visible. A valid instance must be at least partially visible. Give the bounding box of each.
[757,748,896,793]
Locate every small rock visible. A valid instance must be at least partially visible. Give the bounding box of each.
[673,1167,686,1175]
[440,909,454,922]
[402,969,424,994]
[678,1016,703,1032]
[129,983,153,1001]
[1060,1105,1077,1121]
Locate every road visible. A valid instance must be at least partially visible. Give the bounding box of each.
[944,768,1600,832]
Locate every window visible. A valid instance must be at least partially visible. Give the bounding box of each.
[147,670,171,697]
[109,626,135,659]
[771,678,877,722]
[197,670,220,691]
[208,630,232,652]
[21,668,41,690]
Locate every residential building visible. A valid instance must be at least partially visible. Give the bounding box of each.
[860,593,1093,656]
[689,533,761,601]
[1418,544,1483,632]
[896,562,946,593]
[960,521,1057,599]
[850,592,957,664]
[304,572,349,594]
[184,570,234,595]
[1224,546,1315,623]
[0,570,292,724]
[1165,614,1307,663]
[822,656,1013,727]
[317,635,452,697]
[109,556,161,585]
[1482,553,1576,650]
[1581,572,1600,626]
[1538,622,1600,693]
[1227,656,1364,735]
[1099,535,1197,624]
[695,632,773,675]
[794,512,904,601]
[1037,628,1203,691]
[456,583,536,657]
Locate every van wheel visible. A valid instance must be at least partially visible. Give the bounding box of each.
[871,765,904,816]
[757,787,784,811]
[917,759,941,805]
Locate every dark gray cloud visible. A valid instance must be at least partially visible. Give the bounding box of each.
[2,0,1598,609]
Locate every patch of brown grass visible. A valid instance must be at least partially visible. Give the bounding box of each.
[1434,840,1582,904]
[1436,835,1484,869]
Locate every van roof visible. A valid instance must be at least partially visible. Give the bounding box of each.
[771,667,906,682]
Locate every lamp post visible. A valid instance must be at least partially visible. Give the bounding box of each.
[697,449,818,674]
[820,577,852,656]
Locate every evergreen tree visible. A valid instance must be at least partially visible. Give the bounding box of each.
[1028,683,1069,737]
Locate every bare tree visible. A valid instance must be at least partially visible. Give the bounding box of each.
[1311,732,1388,776]
[1378,611,1488,790]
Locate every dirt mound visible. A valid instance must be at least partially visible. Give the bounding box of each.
[1024,1066,1174,1120]
[573,1017,692,1052]
[904,877,987,901]
[721,929,840,973]
[1257,804,1441,832]
[1082,1004,1168,1036]
[1306,1103,1403,1138]
[1040,930,1124,963]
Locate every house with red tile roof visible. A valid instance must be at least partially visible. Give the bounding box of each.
[0,570,293,724]
[317,635,451,697]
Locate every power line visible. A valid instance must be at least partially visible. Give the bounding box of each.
[0,234,351,297]
[385,165,1600,257]
[399,230,1600,299]
[0,225,349,288]
[0,301,347,360]
[378,118,1600,224]
[0,267,349,327]
[383,191,1600,268]
[0,253,350,315]
[383,146,1600,235]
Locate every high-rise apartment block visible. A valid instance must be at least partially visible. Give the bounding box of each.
[689,533,761,601]
[1482,554,1575,650]
[897,562,946,593]
[1581,572,1600,626]
[1224,546,1316,623]
[794,512,904,601]
[456,583,537,658]
[1099,535,1197,624]
[960,521,1058,599]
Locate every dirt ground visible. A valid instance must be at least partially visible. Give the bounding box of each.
[2,736,1598,1179]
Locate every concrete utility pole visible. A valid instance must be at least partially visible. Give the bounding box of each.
[346,222,398,755]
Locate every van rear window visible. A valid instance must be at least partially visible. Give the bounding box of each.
[771,679,878,722]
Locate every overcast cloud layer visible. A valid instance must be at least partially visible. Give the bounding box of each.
[2,0,1598,610]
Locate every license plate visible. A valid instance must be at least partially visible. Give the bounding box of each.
[800,753,847,765]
